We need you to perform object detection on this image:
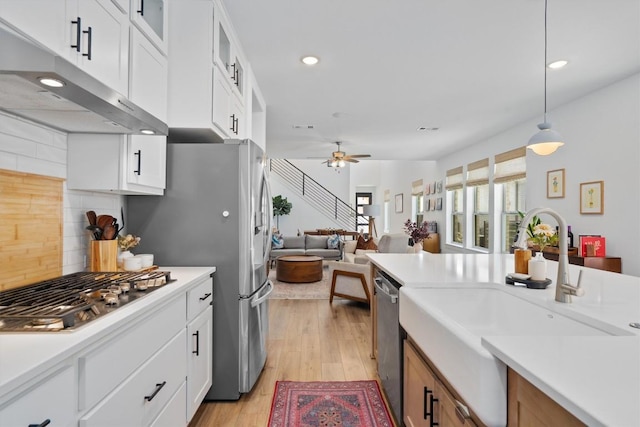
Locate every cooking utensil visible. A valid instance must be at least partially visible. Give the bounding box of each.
[86,210,97,226]
[86,225,103,240]
[96,215,114,231]
[102,224,116,240]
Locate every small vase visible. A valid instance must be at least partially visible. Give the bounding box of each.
[528,252,547,281]
[117,250,133,268]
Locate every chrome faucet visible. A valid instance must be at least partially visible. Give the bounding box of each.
[513,207,584,303]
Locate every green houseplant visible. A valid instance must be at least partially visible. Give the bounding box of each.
[272,195,292,231]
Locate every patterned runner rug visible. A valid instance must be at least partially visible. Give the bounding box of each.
[268,380,394,427]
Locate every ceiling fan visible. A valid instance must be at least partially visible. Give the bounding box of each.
[321,142,371,167]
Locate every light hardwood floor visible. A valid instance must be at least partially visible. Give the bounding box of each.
[188,299,382,426]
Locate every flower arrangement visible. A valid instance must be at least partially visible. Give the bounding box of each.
[530,224,557,252]
[403,219,430,245]
[117,234,141,251]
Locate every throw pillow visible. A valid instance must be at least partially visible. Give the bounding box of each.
[344,240,357,254]
[356,235,378,251]
[271,234,284,249]
[327,234,341,249]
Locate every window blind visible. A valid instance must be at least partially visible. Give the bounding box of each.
[445,166,463,190]
[466,158,489,187]
[411,179,423,195]
[494,147,526,183]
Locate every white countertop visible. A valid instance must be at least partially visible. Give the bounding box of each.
[369,252,640,426]
[0,266,215,401]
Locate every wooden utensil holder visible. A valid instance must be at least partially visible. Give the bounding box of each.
[90,240,118,272]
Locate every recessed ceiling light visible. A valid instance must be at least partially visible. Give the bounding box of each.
[140,129,155,135]
[38,77,65,88]
[301,56,319,66]
[547,60,568,69]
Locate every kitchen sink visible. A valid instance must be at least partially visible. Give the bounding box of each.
[399,286,622,427]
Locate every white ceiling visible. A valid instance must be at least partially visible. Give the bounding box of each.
[222,0,640,162]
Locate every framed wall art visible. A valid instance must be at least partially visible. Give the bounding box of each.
[395,193,403,213]
[547,169,565,198]
[436,197,443,210]
[580,181,604,214]
[436,180,443,193]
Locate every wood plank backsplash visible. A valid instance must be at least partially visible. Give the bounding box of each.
[0,169,63,291]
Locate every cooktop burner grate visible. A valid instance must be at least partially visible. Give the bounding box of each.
[0,271,173,332]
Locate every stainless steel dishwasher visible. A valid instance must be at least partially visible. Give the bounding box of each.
[375,269,405,424]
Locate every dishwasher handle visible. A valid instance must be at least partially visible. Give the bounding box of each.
[374,277,398,304]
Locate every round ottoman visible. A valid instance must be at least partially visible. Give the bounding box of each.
[276,255,323,283]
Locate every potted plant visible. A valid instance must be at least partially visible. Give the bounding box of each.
[272,195,292,231]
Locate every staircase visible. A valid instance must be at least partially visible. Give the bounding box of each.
[269,159,357,231]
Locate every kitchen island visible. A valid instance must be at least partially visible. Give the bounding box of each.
[0,266,215,427]
[368,252,640,427]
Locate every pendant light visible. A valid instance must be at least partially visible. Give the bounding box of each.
[527,0,564,156]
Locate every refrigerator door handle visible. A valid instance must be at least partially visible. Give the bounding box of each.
[251,280,274,308]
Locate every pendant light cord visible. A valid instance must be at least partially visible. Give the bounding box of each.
[543,0,548,123]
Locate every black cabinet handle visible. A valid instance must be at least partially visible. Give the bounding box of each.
[423,387,429,419]
[137,0,144,15]
[133,150,141,175]
[230,114,236,133]
[199,292,212,301]
[28,420,51,427]
[144,381,166,401]
[82,26,92,60]
[429,393,439,427]
[192,330,200,356]
[71,17,81,51]
[231,63,236,82]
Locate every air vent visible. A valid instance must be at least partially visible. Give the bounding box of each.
[417,127,439,132]
[292,124,314,129]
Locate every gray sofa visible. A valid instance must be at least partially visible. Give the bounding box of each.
[270,234,343,262]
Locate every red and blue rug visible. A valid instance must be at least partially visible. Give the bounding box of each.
[268,380,394,427]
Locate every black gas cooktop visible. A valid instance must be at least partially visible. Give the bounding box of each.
[0,271,174,332]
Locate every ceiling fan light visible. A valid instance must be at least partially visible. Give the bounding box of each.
[338,160,346,167]
[527,122,564,155]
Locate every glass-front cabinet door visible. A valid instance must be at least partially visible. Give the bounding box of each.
[131,0,168,53]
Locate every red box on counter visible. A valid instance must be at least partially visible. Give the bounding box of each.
[579,235,606,257]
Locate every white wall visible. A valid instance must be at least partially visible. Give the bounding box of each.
[0,112,124,274]
[437,73,640,275]
[269,159,351,235]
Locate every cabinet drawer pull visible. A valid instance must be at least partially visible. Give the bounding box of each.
[28,420,51,427]
[82,26,92,60]
[429,393,439,427]
[133,150,142,175]
[199,292,212,301]
[454,400,470,423]
[137,0,144,15]
[71,17,81,51]
[144,381,166,401]
[423,387,430,420]
[230,114,236,132]
[192,330,200,356]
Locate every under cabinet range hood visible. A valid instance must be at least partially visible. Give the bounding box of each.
[0,27,168,135]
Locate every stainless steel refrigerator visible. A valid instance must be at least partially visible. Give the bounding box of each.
[127,139,273,400]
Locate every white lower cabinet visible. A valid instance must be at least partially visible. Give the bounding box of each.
[0,365,75,427]
[150,381,187,427]
[187,307,213,420]
[79,329,187,427]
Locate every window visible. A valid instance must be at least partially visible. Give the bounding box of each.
[451,187,464,244]
[446,167,464,244]
[383,189,390,232]
[494,147,527,252]
[472,184,490,248]
[467,159,489,249]
[501,179,526,251]
[411,179,424,223]
[355,192,372,235]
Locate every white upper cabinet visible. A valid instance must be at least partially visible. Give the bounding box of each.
[67,133,166,195]
[0,0,129,96]
[130,0,168,54]
[168,0,252,141]
[130,26,168,121]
